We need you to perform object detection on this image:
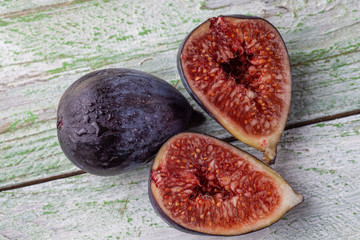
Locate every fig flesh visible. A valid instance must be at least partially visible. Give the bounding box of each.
[178,15,292,164]
[149,132,303,236]
[57,68,193,176]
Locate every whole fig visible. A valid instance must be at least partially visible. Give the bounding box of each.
[57,68,193,176]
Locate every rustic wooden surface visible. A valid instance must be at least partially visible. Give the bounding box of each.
[0,0,359,239]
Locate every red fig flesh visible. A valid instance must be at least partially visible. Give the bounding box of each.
[149,133,303,235]
[178,16,292,164]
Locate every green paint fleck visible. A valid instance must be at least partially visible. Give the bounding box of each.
[4,147,37,159]
[333,123,344,128]
[138,27,152,36]
[318,9,325,14]
[127,216,133,223]
[64,41,74,46]
[73,0,89,4]
[1,145,12,151]
[25,111,38,122]
[331,60,347,70]
[304,167,336,175]
[340,132,351,137]
[192,18,201,23]
[18,13,48,23]
[43,211,59,215]
[0,19,10,26]
[42,204,54,210]
[85,201,97,206]
[7,111,39,132]
[108,35,133,41]
[315,123,326,127]
[50,141,59,147]
[8,120,21,131]
[104,199,130,205]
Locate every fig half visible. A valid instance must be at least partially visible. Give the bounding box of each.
[149,133,303,236]
[178,15,292,164]
[57,68,194,176]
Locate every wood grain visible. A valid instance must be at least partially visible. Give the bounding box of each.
[1,115,359,239]
[1,0,360,188]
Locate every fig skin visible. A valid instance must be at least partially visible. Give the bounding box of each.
[177,15,292,164]
[149,132,303,236]
[57,68,194,176]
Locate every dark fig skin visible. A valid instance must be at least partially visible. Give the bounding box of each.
[57,68,193,176]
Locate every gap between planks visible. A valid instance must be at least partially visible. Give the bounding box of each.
[0,170,85,192]
[1,109,359,192]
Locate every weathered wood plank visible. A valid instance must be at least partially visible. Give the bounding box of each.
[0,1,75,17]
[1,115,359,239]
[1,0,360,187]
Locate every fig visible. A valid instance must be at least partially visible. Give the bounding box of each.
[178,15,291,164]
[57,68,194,176]
[149,132,303,235]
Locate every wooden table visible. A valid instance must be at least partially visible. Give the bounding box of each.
[1,0,360,239]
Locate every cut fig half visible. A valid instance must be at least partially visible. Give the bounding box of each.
[149,133,303,236]
[178,15,292,164]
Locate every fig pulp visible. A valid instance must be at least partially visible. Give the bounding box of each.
[57,68,193,176]
[149,133,303,235]
[178,15,292,164]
